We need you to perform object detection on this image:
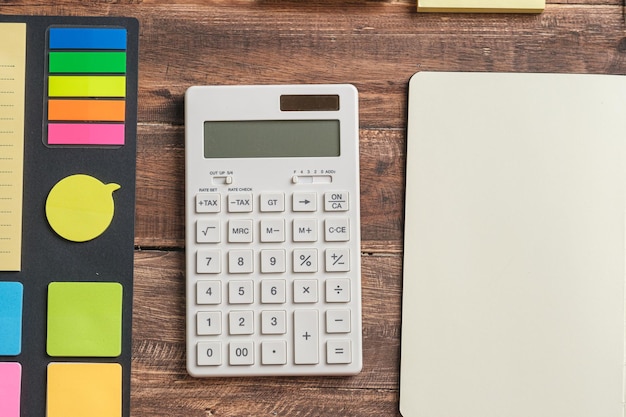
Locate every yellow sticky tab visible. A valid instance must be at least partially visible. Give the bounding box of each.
[45,174,120,242]
[0,23,26,271]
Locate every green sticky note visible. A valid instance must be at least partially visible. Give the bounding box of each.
[47,282,123,357]
[49,52,127,74]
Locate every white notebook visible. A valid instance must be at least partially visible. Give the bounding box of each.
[401,72,626,417]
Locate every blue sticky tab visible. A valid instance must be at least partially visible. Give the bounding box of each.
[0,282,24,356]
[49,28,127,50]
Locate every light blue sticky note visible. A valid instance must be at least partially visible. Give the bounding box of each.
[0,282,24,355]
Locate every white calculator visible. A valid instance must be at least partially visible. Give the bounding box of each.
[184,84,362,377]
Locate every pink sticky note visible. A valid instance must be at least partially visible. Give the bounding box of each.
[0,362,22,417]
[47,123,125,145]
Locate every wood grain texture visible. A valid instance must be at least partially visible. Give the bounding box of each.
[4,0,625,415]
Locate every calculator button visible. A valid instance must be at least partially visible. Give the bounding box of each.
[326,340,352,364]
[229,341,254,365]
[326,309,351,333]
[196,250,221,274]
[196,219,220,243]
[324,218,349,242]
[196,280,221,304]
[197,311,222,335]
[325,278,351,303]
[261,279,286,304]
[229,311,254,335]
[260,219,285,243]
[292,192,317,212]
[228,193,253,212]
[260,193,285,212]
[196,193,221,213]
[294,309,319,364]
[228,280,254,304]
[260,250,286,273]
[262,340,287,365]
[261,310,287,334]
[293,249,318,273]
[324,192,349,212]
[292,219,318,242]
[293,279,318,303]
[228,219,253,243]
[197,341,222,366]
[325,248,350,272]
[228,250,254,273]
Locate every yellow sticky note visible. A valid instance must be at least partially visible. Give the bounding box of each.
[417,0,544,12]
[47,363,122,417]
[0,23,26,271]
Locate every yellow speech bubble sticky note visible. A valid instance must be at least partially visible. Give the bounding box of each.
[45,174,120,242]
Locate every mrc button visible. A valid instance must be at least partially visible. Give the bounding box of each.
[324,192,349,211]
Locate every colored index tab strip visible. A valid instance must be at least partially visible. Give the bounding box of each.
[49,27,127,50]
[0,23,26,271]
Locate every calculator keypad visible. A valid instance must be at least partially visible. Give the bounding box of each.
[189,190,360,375]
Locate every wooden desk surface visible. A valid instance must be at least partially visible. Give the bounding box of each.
[6,1,625,415]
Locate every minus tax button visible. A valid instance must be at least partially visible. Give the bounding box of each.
[195,193,221,213]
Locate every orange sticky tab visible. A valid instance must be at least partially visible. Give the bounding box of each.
[48,99,126,122]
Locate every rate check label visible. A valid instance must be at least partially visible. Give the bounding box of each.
[0,23,26,271]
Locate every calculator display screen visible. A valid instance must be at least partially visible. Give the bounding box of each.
[203,120,340,158]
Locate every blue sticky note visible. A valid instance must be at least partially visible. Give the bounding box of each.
[49,28,127,50]
[0,282,24,355]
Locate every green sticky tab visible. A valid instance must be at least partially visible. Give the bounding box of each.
[48,76,126,97]
[49,52,127,74]
[47,282,123,357]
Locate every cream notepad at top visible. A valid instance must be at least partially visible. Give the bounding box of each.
[417,0,544,13]
[401,72,626,417]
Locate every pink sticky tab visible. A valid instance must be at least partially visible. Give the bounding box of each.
[0,362,22,417]
[48,123,125,145]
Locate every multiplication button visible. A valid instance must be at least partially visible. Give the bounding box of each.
[196,193,221,213]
